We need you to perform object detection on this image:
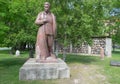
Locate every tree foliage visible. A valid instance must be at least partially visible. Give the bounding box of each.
[0,0,120,50]
[0,0,44,49]
[49,0,109,46]
[110,0,120,45]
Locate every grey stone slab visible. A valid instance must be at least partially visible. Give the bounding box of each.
[110,61,120,66]
[19,58,70,80]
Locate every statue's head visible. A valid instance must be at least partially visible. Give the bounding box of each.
[44,2,50,12]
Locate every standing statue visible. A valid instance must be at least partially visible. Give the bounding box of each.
[35,2,57,62]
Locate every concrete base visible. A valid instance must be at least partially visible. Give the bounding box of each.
[19,58,70,80]
[110,60,120,67]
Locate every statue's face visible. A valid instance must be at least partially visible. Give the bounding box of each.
[44,2,50,12]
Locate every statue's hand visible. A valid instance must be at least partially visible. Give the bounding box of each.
[43,19,48,23]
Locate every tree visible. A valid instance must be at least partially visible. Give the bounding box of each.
[105,0,120,50]
[0,0,44,50]
[0,0,118,51]
[0,0,10,46]
[48,0,109,47]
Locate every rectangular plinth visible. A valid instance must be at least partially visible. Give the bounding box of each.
[19,58,70,80]
[110,60,120,66]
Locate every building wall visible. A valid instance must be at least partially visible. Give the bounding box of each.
[56,37,112,57]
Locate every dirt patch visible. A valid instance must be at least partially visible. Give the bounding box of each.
[56,64,110,84]
[71,64,110,84]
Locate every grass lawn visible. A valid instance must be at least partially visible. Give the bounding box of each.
[0,50,120,84]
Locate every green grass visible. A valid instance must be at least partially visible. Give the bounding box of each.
[103,51,120,84]
[65,52,120,84]
[0,50,120,84]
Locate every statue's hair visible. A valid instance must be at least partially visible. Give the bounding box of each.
[44,2,50,6]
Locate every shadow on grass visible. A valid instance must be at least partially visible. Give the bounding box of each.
[63,54,99,64]
[112,51,120,54]
[0,54,99,67]
[0,50,30,55]
[0,50,11,54]
[0,58,27,67]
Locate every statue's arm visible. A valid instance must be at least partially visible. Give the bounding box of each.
[35,13,44,25]
[53,15,57,38]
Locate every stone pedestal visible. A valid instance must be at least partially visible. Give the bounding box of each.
[19,58,70,80]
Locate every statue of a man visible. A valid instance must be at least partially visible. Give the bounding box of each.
[35,2,56,62]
